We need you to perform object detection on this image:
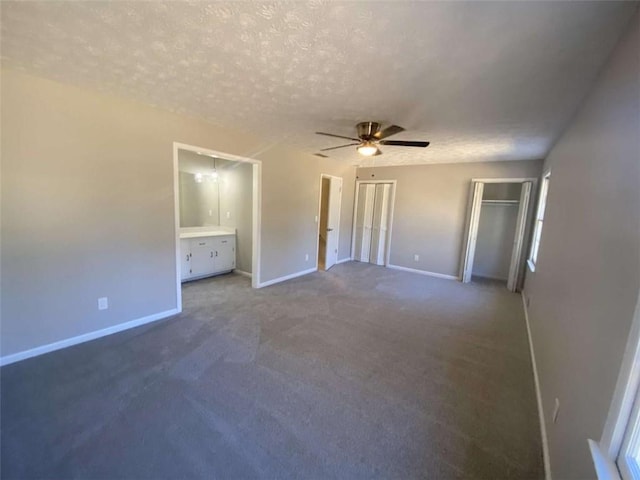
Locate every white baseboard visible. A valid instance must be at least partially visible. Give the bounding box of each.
[0,308,179,367]
[336,258,351,264]
[521,291,552,480]
[387,264,459,281]
[234,269,252,278]
[257,267,317,288]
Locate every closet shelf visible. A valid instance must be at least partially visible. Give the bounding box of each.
[482,199,519,205]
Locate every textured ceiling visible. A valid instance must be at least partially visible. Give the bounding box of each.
[1,1,637,166]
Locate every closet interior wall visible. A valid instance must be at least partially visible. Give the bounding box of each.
[473,183,522,282]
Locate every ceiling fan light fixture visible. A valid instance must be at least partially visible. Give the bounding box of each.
[315,123,427,158]
[357,142,378,157]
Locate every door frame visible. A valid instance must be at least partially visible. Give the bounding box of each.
[461,181,485,283]
[507,181,532,291]
[460,177,537,291]
[351,180,397,266]
[315,173,342,271]
[173,142,262,312]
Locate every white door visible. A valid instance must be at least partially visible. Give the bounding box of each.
[369,183,391,265]
[507,182,532,292]
[462,181,484,283]
[324,176,342,270]
[354,183,376,262]
[180,239,192,281]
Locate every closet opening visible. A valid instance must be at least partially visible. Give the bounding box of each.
[351,180,396,267]
[316,174,343,271]
[460,178,535,292]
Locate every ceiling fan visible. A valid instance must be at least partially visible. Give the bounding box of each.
[315,122,429,157]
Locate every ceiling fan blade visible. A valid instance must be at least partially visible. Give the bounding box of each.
[374,125,405,140]
[373,149,382,156]
[316,132,360,142]
[379,140,430,148]
[320,143,360,152]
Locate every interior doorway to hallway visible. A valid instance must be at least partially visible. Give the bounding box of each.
[316,174,343,271]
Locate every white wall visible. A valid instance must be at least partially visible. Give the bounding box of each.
[523,12,640,479]
[474,204,519,280]
[219,162,253,273]
[483,182,522,201]
[0,68,356,360]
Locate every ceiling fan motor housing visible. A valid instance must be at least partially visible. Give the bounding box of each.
[356,121,381,140]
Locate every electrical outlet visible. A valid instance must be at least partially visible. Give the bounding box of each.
[305,254,309,261]
[208,209,213,216]
[226,211,231,219]
[98,297,109,310]
[553,398,560,424]
[315,215,318,223]
[414,254,420,262]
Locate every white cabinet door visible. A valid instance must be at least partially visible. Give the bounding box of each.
[190,238,216,277]
[180,239,192,281]
[180,234,236,281]
[214,236,235,272]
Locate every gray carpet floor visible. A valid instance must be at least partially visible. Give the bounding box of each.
[1,262,543,479]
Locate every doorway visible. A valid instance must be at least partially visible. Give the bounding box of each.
[173,142,262,312]
[351,180,396,266]
[460,178,535,292]
[317,174,343,271]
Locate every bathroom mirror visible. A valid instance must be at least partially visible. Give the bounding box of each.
[178,149,220,227]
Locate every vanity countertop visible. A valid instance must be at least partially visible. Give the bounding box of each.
[180,227,235,239]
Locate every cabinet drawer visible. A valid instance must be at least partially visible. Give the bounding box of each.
[191,238,215,248]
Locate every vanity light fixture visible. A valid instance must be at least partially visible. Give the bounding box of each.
[194,157,220,183]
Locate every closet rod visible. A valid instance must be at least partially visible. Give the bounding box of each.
[481,199,519,206]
